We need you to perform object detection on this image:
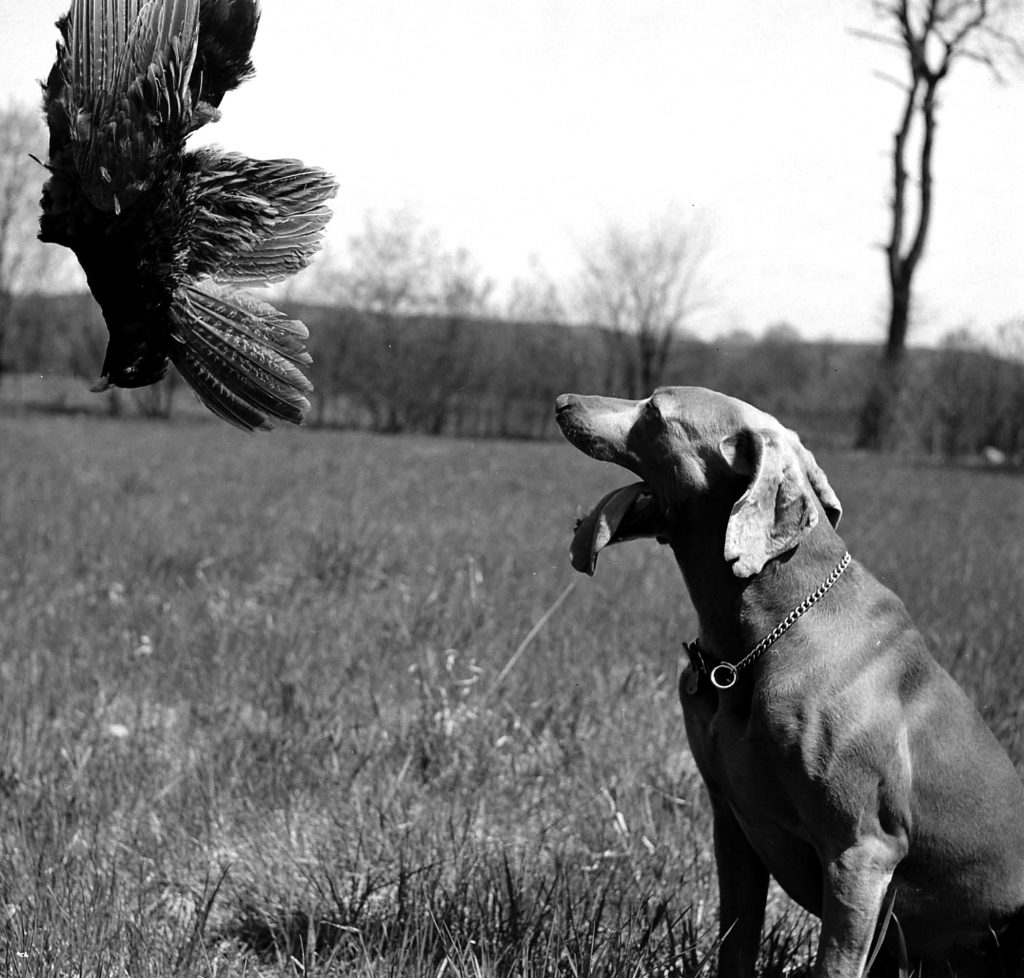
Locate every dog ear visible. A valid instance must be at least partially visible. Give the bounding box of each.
[570,482,668,576]
[719,429,833,577]
[785,429,842,528]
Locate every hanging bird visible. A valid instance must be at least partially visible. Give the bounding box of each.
[39,0,338,430]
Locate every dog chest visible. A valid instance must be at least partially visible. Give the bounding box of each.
[679,677,827,912]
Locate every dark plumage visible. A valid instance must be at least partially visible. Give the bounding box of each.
[39,0,337,430]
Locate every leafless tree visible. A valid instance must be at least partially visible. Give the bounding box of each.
[414,245,494,433]
[0,104,48,384]
[853,0,1024,449]
[0,102,85,390]
[327,207,494,317]
[319,208,496,431]
[434,246,494,319]
[331,207,440,317]
[577,211,710,398]
[994,317,1024,361]
[505,256,566,324]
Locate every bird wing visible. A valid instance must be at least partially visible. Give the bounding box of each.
[186,149,338,285]
[169,281,313,430]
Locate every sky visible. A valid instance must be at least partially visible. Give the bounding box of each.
[2,0,1023,344]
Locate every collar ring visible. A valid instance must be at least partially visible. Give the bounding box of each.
[710,662,738,690]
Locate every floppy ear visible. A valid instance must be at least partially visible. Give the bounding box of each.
[785,428,842,529]
[719,428,840,578]
[570,483,669,576]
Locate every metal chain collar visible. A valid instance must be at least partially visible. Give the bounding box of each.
[693,551,852,691]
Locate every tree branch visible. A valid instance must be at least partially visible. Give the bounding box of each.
[848,26,908,48]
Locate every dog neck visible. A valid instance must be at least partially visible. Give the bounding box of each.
[669,501,848,667]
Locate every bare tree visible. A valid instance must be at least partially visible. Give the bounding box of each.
[326,208,494,317]
[577,211,710,397]
[854,0,1024,449]
[505,256,566,324]
[0,103,85,390]
[319,209,434,429]
[320,208,496,431]
[330,207,440,317]
[414,245,494,433]
[435,246,494,319]
[995,317,1024,361]
[0,104,48,384]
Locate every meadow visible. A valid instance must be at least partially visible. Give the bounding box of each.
[1,412,1023,977]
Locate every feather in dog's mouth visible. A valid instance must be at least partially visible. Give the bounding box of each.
[570,482,668,576]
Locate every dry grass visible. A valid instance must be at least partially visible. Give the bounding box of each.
[0,414,1021,975]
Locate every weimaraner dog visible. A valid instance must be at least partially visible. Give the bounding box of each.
[555,386,1024,978]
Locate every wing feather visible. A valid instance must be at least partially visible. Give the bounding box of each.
[168,282,314,431]
[187,149,338,284]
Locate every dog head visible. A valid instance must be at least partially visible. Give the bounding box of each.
[555,386,842,578]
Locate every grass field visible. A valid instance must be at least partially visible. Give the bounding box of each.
[1,413,1023,976]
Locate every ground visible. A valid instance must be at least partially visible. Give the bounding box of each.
[1,414,1022,976]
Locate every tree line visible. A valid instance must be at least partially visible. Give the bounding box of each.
[4,288,1024,461]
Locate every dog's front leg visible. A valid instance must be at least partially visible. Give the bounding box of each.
[814,839,897,978]
[712,799,769,978]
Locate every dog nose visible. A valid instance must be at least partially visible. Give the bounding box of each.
[555,394,577,414]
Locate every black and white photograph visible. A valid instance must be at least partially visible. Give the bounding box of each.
[0,1,1023,974]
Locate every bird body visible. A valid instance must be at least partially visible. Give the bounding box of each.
[40,0,338,429]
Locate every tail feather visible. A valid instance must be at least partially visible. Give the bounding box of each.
[54,0,201,213]
[65,0,199,100]
[169,283,313,430]
[69,0,144,96]
[120,0,199,94]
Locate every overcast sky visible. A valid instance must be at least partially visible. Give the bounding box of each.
[2,0,1023,343]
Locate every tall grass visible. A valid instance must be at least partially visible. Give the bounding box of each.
[0,416,1021,975]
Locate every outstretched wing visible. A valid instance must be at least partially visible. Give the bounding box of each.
[173,151,337,428]
[169,281,314,430]
[187,150,337,285]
